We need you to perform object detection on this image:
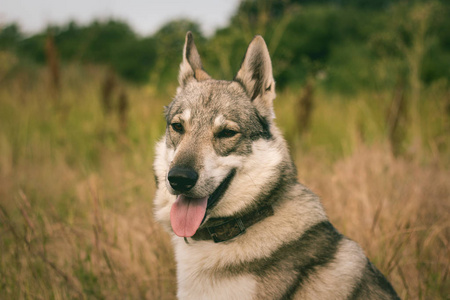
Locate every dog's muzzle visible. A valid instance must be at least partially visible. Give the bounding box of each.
[168,166,198,192]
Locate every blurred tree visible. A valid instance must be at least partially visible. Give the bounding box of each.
[17,33,47,63]
[369,1,444,149]
[51,20,156,83]
[1,0,449,91]
[80,20,136,63]
[0,23,22,50]
[53,21,85,59]
[112,37,157,83]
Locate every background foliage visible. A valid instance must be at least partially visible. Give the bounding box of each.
[1,0,450,90]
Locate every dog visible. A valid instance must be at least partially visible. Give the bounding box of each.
[153,32,400,300]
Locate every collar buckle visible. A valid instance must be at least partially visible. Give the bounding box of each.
[206,217,246,243]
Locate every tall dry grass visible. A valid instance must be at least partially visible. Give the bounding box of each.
[0,64,449,299]
[296,145,449,299]
[0,65,175,299]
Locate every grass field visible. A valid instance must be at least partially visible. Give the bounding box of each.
[0,64,449,299]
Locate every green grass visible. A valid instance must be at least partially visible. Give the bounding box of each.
[0,64,449,299]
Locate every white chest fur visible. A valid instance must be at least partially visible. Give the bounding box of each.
[174,238,257,300]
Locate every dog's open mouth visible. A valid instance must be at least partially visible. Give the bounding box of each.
[170,170,236,238]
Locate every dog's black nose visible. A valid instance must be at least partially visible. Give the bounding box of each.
[168,167,198,192]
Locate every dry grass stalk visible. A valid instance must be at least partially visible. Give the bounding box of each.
[118,89,129,133]
[296,78,314,136]
[45,32,61,97]
[0,202,84,298]
[101,68,116,115]
[386,76,408,156]
[445,88,450,128]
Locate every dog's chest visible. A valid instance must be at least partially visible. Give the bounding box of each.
[177,272,256,300]
[175,241,257,300]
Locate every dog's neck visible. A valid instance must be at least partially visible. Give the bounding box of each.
[189,205,274,243]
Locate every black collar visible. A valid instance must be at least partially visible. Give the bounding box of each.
[190,205,274,243]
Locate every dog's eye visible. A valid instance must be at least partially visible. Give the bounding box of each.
[171,123,184,133]
[218,129,238,138]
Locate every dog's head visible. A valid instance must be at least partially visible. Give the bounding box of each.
[154,32,288,238]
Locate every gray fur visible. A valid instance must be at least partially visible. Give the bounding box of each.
[153,32,399,299]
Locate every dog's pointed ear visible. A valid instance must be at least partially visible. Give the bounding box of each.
[234,35,276,117]
[178,31,211,87]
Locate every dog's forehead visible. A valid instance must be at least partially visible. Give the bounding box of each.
[168,80,252,122]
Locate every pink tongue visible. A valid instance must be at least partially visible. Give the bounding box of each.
[170,195,208,237]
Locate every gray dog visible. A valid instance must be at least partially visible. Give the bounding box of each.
[153,32,400,300]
